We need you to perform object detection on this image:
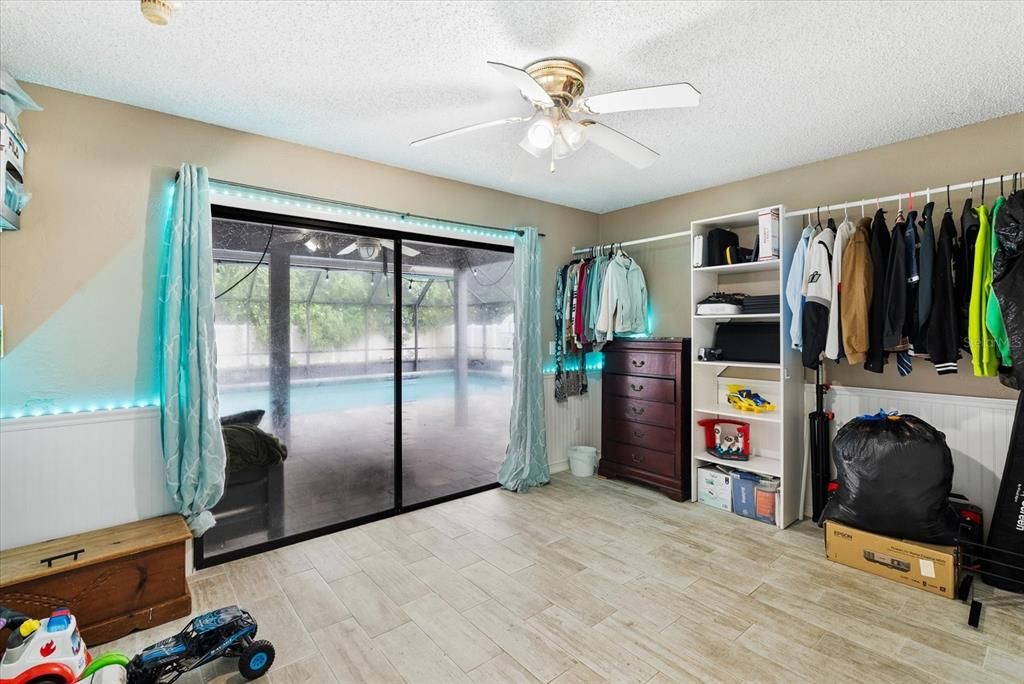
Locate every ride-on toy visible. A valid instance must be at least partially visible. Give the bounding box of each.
[726,385,776,414]
[1,606,273,684]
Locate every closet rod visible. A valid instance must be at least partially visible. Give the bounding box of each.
[208,178,543,238]
[571,229,691,256]
[786,172,1022,218]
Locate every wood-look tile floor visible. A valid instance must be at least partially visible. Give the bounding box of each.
[101,473,1024,683]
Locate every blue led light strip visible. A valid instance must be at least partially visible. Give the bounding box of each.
[2,399,161,421]
[208,181,517,241]
[542,352,605,375]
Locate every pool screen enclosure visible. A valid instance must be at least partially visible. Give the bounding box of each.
[197,206,515,566]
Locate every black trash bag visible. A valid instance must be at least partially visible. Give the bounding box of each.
[819,412,959,544]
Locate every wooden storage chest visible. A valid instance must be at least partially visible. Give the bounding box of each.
[0,515,191,648]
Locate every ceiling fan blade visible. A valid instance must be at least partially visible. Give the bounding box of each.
[401,245,421,257]
[487,61,554,107]
[410,115,530,147]
[582,121,659,169]
[337,243,358,255]
[579,82,700,115]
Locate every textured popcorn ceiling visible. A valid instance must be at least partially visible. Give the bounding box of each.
[2,1,1022,213]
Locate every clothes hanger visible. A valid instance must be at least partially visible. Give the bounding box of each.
[1000,174,1005,198]
[945,184,952,213]
[981,177,986,205]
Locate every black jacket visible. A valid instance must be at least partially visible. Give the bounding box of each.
[883,213,909,350]
[992,189,1024,389]
[956,198,980,353]
[927,209,961,374]
[915,202,936,353]
[864,209,891,373]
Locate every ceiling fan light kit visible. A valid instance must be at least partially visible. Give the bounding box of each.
[411,57,699,172]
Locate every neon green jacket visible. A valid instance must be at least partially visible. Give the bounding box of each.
[985,196,1012,368]
[969,203,998,376]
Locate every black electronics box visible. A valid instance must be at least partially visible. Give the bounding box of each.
[713,322,780,364]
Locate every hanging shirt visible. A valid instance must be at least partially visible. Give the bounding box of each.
[902,209,920,352]
[864,208,891,373]
[991,189,1024,389]
[915,202,936,354]
[786,225,815,350]
[840,217,873,364]
[596,254,648,341]
[826,219,855,360]
[927,208,961,374]
[985,195,1012,369]
[883,212,909,351]
[801,228,835,369]
[969,204,997,376]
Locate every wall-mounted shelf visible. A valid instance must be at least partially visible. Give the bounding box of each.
[693,313,780,320]
[695,452,781,478]
[694,405,781,424]
[693,260,780,274]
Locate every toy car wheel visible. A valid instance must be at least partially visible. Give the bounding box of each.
[239,639,275,680]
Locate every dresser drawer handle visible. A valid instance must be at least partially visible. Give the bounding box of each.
[632,429,646,439]
[629,405,645,416]
[631,359,646,368]
[631,453,643,463]
[629,383,644,392]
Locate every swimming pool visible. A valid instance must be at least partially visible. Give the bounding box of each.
[218,372,510,417]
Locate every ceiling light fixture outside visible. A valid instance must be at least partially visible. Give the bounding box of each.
[304,237,319,252]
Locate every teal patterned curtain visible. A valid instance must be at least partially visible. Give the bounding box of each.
[158,164,226,535]
[499,227,549,492]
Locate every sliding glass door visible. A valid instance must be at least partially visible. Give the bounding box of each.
[198,210,513,565]
[400,241,515,505]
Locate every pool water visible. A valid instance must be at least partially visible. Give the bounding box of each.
[219,372,510,417]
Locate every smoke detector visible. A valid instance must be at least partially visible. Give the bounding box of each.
[141,0,175,26]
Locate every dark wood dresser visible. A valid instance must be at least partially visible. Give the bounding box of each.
[599,338,691,500]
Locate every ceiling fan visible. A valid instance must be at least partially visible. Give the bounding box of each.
[337,236,421,260]
[410,59,700,171]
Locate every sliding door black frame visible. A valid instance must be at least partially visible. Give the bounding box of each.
[195,205,511,569]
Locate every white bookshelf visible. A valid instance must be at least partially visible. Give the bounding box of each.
[689,205,803,529]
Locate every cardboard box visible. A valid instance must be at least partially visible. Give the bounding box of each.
[757,208,779,261]
[824,521,957,599]
[697,466,732,512]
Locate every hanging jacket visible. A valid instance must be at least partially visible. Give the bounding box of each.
[596,253,648,340]
[915,202,936,354]
[985,195,1012,369]
[883,212,909,350]
[802,228,836,369]
[927,209,961,374]
[902,209,920,351]
[840,217,873,364]
[786,225,816,351]
[826,219,855,360]
[992,189,1024,389]
[957,198,980,353]
[969,204,998,376]
[864,209,891,373]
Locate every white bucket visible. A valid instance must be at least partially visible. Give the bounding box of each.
[567,445,598,477]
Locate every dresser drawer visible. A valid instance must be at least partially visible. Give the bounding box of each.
[605,419,676,453]
[604,350,676,377]
[604,374,675,403]
[604,396,676,428]
[603,441,676,478]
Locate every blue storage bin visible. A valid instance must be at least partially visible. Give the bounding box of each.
[731,471,759,520]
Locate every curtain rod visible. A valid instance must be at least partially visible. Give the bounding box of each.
[787,172,1022,218]
[207,178,544,238]
[571,229,691,255]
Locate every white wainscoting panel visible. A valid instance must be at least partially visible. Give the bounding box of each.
[543,375,602,473]
[815,385,1015,531]
[0,407,173,549]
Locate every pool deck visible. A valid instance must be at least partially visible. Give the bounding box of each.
[204,393,511,558]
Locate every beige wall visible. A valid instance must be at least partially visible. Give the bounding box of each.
[0,85,598,414]
[599,113,1024,399]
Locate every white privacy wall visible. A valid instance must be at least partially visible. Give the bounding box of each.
[543,374,603,473]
